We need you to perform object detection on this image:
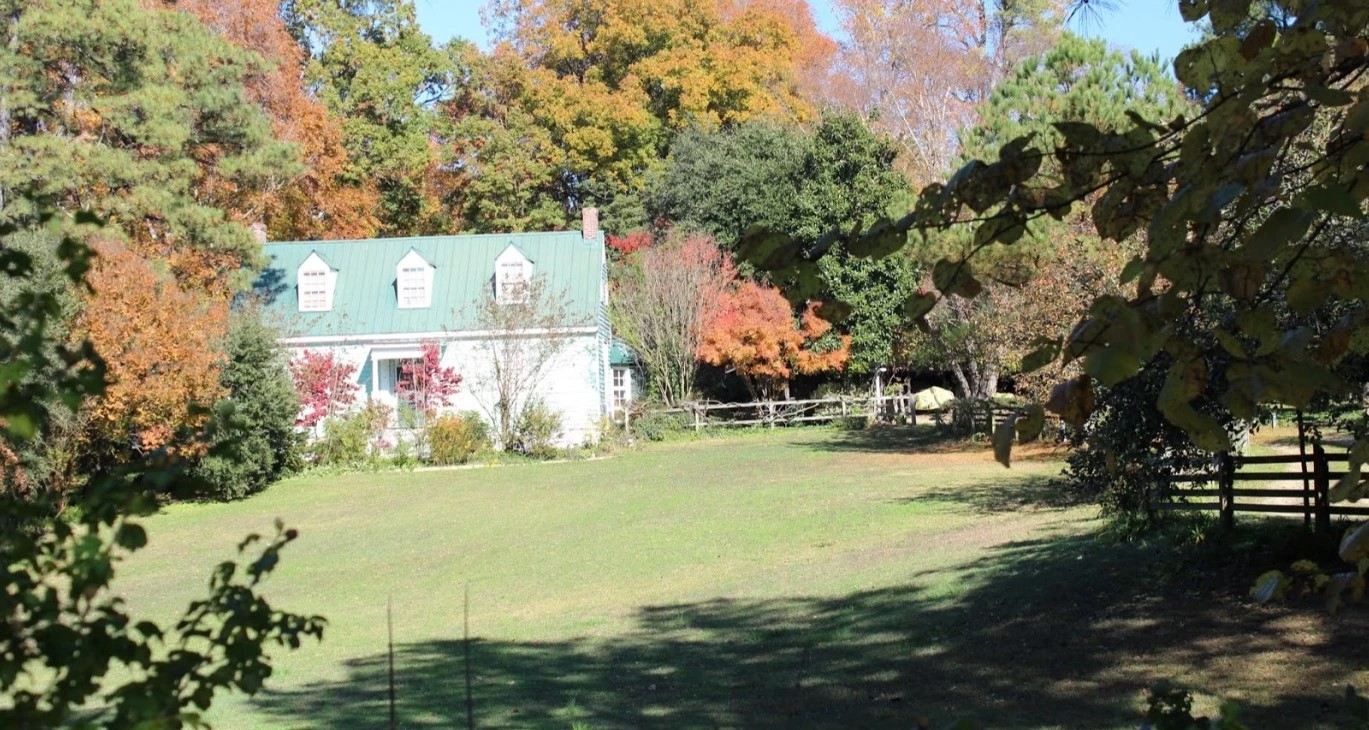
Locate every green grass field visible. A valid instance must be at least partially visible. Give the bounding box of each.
[114,427,1368,728]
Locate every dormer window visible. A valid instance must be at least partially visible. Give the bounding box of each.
[395,249,435,309]
[494,244,532,304]
[297,252,336,312]
[398,265,426,307]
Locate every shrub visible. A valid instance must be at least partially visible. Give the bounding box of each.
[510,400,563,458]
[632,410,690,442]
[835,414,869,431]
[1064,358,1233,531]
[314,401,391,467]
[194,312,302,500]
[593,416,630,453]
[428,412,491,465]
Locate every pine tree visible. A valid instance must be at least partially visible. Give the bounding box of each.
[0,0,295,290]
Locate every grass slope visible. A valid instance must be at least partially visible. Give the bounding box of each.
[114,427,1367,728]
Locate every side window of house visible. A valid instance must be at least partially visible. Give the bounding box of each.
[612,367,629,411]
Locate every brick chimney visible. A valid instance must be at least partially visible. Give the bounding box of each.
[581,207,599,240]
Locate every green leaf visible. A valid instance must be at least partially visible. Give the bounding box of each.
[1301,185,1364,218]
[931,260,982,298]
[115,523,148,550]
[847,218,906,259]
[1045,377,1095,429]
[1201,182,1244,221]
[993,418,1016,468]
[1306,85,1355,107]
[737,227,802,271]
[1341,523,1369,563]
[902,291,938,320]
[1286,276,1329,313]
[1014,405,1046,442]
[1119,257,1147,285]
[1250,570,1285,603]
[4,412,36,440]
[814,300,852,324]
[1020,341,1060,374]
[1178,0,1210,22]
[1083,345,1141,386]
[1209,0,1253,33]
[1214,328,1247,358]
[973,215,1027,246]
[1054,121,1104,149]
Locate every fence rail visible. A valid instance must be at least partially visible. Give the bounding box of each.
[629,395,1050,433]
[1158,445,1369,533]
[658,395,935,431]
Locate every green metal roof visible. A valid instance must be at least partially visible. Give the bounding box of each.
[609,338,637,366]
[255,231,604,338]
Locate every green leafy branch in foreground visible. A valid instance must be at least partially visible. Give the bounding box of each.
[1251,522,1369,614]
[0,212,325,728]
[742,3,1369,483]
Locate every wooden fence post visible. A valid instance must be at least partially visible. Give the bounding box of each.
[693,406,702,433]
[1219,452,1235,531]
[1297,410,1311,528]
[1313,444,1332,535]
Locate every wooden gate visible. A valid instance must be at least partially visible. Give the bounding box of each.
[1159,446,1369,532]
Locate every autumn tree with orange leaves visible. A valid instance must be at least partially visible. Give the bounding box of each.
[71,241,229,466]
[698,282,850,401]
[169,0,381,242]
[458,0,836,232]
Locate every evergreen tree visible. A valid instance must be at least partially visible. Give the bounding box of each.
[651,113,914,375]
[195,311,301,500]
[904,34,1188,398]
[0,0,295,288]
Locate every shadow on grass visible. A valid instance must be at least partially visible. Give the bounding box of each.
[250,528,1367,729]
[894,473,1092,514]
[803,424,968,454]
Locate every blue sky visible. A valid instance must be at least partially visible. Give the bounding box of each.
[415,1,1201,64]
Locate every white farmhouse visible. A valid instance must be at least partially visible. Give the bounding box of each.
[255,211,631,446]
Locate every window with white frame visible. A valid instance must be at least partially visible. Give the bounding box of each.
[494,245,532,304]
[612,367,631,411]
[497,259,529,303]
[395,249,434,309]
[398,264,427,308]
[299,268,329,312]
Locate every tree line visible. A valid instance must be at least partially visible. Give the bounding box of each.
[4,0,1369,724]
[0,0,1211,497]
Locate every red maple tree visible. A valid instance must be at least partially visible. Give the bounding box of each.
[697,281,851,400]
[607,231,652,257]
[397,341,463,419]
[289,350,359,428]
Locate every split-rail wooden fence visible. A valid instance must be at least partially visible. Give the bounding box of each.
[642,395,1034,433]
[1158,446,1369,533]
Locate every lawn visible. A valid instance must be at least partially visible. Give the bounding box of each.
[114,427,1368,728]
